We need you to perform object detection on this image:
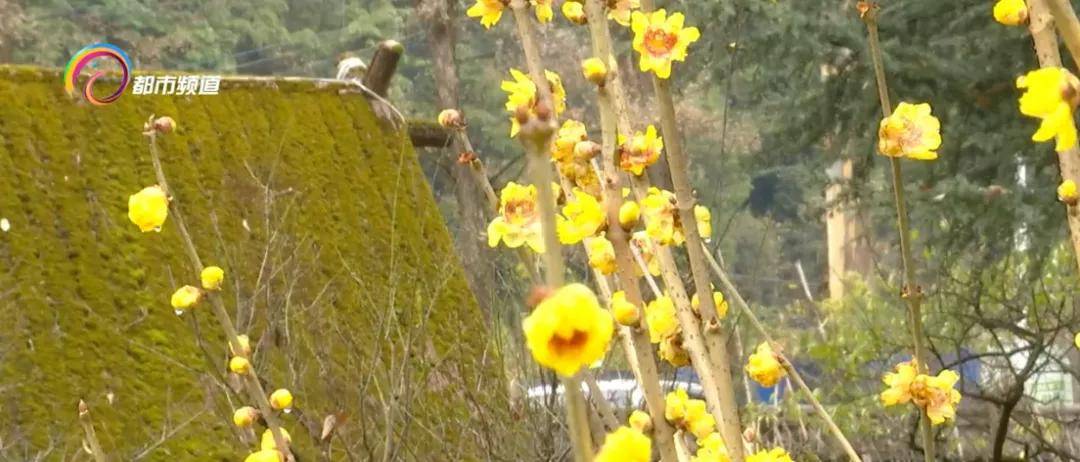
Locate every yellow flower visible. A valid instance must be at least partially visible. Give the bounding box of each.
[260,428,292,451]
[923,370,962,425]
[244,450,283,462]
[608,0,640,26]
[630,9,700,79]
[488,182,545,252]
[685,399,716,440]
[1075,331,1080,349]
[659,335,689,366]
[878,102,942,160]
[467,0,505,28]
[746,448,793,462]
[628,409,653,432]
[233,406,258,427]
[563,1,587,24]
[1018,67,1080,152]
[619,200,641,229]
[645,295,679,343]
[1060,180,1079,204]
[664,388,689,422]
[692,290,729,320]
[611,291,641,326]
[170,285,202,313]
[692,432,730,462]
[532,0,553,23]
[269,388,294,410]
[695,205,712,241]
[501,68,567,137]
[582,57,608,85]
[557,189,606,244]
[437,109,463,129]
[641,187,679,245]
[127,185,169,232]
[993,0,1028,26]
[880,360,918,406]
[201,266,225,290]
[746,342,786,387]
[631,231,662,276]
[231,334,253,357]
[620,125,663,175]
[523,283,614,376]
[586,235,617,275]
[553,120,589,163]
[229,356,252,375]
[594,426,652,462]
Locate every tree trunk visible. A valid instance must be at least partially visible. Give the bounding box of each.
[416,0,496,316]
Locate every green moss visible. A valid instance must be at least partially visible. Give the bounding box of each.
[0,66,514,460]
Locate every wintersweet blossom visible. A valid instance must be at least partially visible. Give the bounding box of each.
[170,285,202,312]
[260,428,291,451]
[746,342,786,387]
[645,295,679,343]
[878,102,942,160]
[231,334,253,357]
[993,0,1028,26]
[1060,179,1078,205]
[664,388,690,422]
[641,187,679,245]
[523,283,614,376]
[244,450,283,462]
[233,406,258,427]
[692,433,730,462]
[628,409,653,432]
[631,231,661,276]
[691,290,729,320]
[582,57,608,85]
[488,182,545,253]
[532,0,554,23]
[880,360,962,425]
[619,200,641,229]
[684,399,716,440]
[746,448,794,462]
[467,0,506,28]
[229,356,251,375]
[201,266,224,290]
[610,291,640,326]
[501,68,566,137]
[608,0,640,26]
[557,189,606,244]
[1018,67,1080,152]
[630,9,700,79]
[619,125,663,175]
[269,388,294,410]
[659,336,689,366]
[128,185,169,232]
[563,1,587,25]
[594,426,652,462]
[586,235,617,275]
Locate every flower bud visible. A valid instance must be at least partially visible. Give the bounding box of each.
[229,356,252,375]
[201,266,225,291]
[1060,179,1079,205]
[244,449,284,462]
[993,0,1028,26]
[170,285,202,312]
[152,116,176,134]
[573,140,601,161]
[562,1,587,25]
[260,428,292,451]
[269,388,294,411]
[233,406,259,427]
[581,57,608,86]
[610,291,640,327]
[437,109,463,129]
[618,201,640,230]
[128,185,169,232]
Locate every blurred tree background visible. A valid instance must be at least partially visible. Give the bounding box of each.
[4,0,1080,459]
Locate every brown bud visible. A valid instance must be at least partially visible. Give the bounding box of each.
[153,116,176,134]
[534,102,553,122]
[78,399,89,418]
[438,109,464,129]
[514,105,532,126]
[457,151,478,164]
[573,140,601,161]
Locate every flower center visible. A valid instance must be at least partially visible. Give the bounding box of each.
[644,28,678,57]
[549,329,589,356]
[506,200,537,224]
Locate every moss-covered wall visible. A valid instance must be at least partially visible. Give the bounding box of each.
[0,66,512,460]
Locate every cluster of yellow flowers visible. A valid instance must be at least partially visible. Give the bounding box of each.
[665,389,718,442]
[640,187,712,246]
[881,360,962,425]
[501,68,567,137]
[552,120,601,195]
[470,0,640,28]
[745,342,786,388]
[522,283,614,377]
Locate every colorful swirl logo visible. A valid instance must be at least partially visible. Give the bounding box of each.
[63,43,132,106]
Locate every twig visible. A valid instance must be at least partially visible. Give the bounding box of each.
[78,400,107,462]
